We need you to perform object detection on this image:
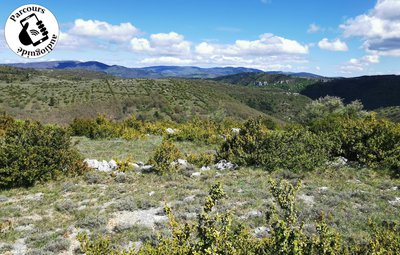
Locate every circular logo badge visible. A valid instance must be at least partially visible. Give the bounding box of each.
[4,4,59,59]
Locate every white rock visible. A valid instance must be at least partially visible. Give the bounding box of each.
[141,165,153,171]
[109,160,118,170]
[214,160,237,170]
[298,194,315,206]
[389,197,400,206]
[200,166,211,171]
[184,195,196,202]
[166,128,177,134]
[232,128,241,134]
[177,159,188,166]
[329,157,348,167]
[254,226,270,238]
[191,172,201,177]
[84,159,114,172]
[148,191,155,196]
[317,187,329,192]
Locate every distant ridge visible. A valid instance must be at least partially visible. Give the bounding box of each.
[3,60,323,79]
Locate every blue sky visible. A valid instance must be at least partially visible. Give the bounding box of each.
[1,0,399,76]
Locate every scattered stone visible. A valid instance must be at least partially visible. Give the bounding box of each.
[391,186,398,191]
[107,207,167,232]
[240,210,262,220]
[317,186,329,192]
[200,166,211,171]
[0,196,9,202]
[166,128,177,134]
[214,160,237,170]
[231,128,241,134]
[389,197,400,206]
[191,172,201,177]
[11,238,27,255]
[84,159,118,172]
[14,224,34,232]
[183,195,196,202]
[177,159,188,166]
[254,226,270,238]
[109,160,118,169]
[215,172,222,178]
[185,212,197,219]
[329,157,348,167]
[24,192,44,201]
[237,188,244,193]
[298,194,315,206]
[148,191,155,197]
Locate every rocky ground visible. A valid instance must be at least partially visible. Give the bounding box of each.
[0,136,399,254]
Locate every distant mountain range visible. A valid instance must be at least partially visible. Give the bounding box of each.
[3,60,324,79]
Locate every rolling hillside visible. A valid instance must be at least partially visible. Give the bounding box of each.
[0,67,310,124]
[213,72,323,92]
[301,75,400,110]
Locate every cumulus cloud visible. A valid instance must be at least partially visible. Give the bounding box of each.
[340,0,400,56]
[318,38,348,51]
[131,32,308,70]
[340,55,380,73]
[307,23,321,33]
[193,33,308,57]
[57,32,95,50]
[131,32,191,56]
[68,19,139,42]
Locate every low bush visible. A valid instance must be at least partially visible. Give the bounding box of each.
[0,113,14,137]
[186,152,216,167]
[147,140,182,174]
[310,114,400,171]
[219,119,332,172]
[0,120,87,189]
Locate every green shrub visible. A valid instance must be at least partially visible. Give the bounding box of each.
[0,121,87,189]
[219,119,332,172]
[299,96,367,124]
[310,114,400,171]
[0,113,14,137]
[186,152,216,167]
[70,115,121,139]
[147,140,182,174]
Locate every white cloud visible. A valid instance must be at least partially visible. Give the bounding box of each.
[130,38,153,52]
[195,42,215,55]
[307,23,321,33]
[57,32,96,50]
[340,0,400,56]
[69,19,139,42]
[340,55,380,73]
[131,32,191,56]
[140,57,194,65]
[318,38,348,51]
[195,33,309,57]
[130,32,309,70]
